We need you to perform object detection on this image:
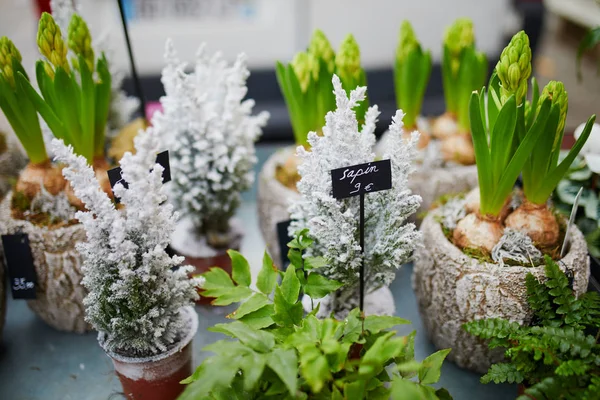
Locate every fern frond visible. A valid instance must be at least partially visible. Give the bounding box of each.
[517,376,565,400]
[530,326,596,358]
[481,363,524,384]
[526,272,560,327]
[463,318,521,341]
[554,359,591,377]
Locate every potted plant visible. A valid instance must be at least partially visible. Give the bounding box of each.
[53,126,199,400]
[412,31,595,373]
[289,75,421,318]
[179,230,453,400]
[49,0,144,162]
[152,40,268,302]
[0,12,113,332]
[555,121,600,292]
[258,30,367,266]
[377,19,485,219]
[464,257,600,399]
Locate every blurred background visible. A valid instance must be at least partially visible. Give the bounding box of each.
[0,0,599,140]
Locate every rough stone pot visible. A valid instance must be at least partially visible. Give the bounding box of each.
[412,210,590,373]
[0,193,90,333]
[257,147,301,266]
[101,306,198,400]
[0,135,27,199]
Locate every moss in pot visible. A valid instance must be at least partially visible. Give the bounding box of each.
[179,230,454,400]
[413,30,595,373]
[289,75,421,319]
[152,39,268,303]
[0,13,115,332]
[258,31,367,266]
[53,125,199,400]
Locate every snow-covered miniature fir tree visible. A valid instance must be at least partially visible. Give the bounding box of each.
[289,75,421,316]
[50,0,139,137]
[153,40,269,249]
[52,127,198,356]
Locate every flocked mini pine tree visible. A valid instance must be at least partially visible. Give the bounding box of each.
[52,127,198,356]
[289,75,422,318]
[154,40,269,250]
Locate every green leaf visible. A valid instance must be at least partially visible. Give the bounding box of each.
[257,251,278,295]
[78,54,95,162]
[435,388,454,400]
[203,285,254,306]
[344,380,366,400]
[418,349,451,385]
[489,95,518,186]
[288,248,304,270]
[469,90,493,214]
[239,351,267,391]
[480,363,524,384]
[304,273,343,299]
[178,356,239,399]
[209,321,275,353]
[228,249,252,287]
[272,286,303,327]
[363,315,410,334]
[266,348,298,396]
[390,378,423,400]
[93,54,111,156]
[239,304,275,329]
[229,293,270,320]
[297,342,331,393]
[360,332,404,379]
[304,256,327,271]
[280,260,301,304]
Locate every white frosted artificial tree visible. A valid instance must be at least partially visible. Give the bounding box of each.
[289,75,422,317]
[52,127,198,356]
[153,40,269,249]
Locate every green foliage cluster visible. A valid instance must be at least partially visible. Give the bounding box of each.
[470,30,596,216]
[464,256,600,399]
[179,230,453,400]
[0,12,111,166]
[394,20,431,130]
[276,31,368,146]
[441,18,487,132]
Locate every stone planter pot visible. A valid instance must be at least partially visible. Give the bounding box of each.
[257,147,301,266]
[0,193,90,333]
[101,306,198,400]
[376,132,478,222]
[170,217,242,305]
[412,210,589,373]
[0,136,27,199]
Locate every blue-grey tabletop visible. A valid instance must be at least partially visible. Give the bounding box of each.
[0,144,515,400]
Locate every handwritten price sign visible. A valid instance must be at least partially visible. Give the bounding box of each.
[331,159,392,199]
[1,233,37,299]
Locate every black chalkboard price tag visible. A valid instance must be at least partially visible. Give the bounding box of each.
[276,219,292,270]
[330,159,393,311]
[331,159,392,199]
[108,150,171,202]
[1,233,37,299]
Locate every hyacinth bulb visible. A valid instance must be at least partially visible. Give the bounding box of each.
[496,31,532,105]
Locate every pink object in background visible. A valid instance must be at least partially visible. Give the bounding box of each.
[145,102,163,123]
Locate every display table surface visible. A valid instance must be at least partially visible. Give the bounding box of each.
[0,144,515,400]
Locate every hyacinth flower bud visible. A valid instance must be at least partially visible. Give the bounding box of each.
[308,29,335,74]
[496,31,532,104]
[444,18,475,75]
[37,12,70,74]
[396,20,419,63]
[68,14,94,71]
[539,80,568,148]
[0,36,22,89]
[335,34,361,85]
[291,51,318,93]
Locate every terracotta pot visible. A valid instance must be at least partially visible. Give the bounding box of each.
[170,217,242,305]
[412,210,590,373]
[101,306,198,400]
[257,147,301,267]
[0,193,90,332]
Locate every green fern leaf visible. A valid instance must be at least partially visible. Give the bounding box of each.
[481,363,524,384]
[554,359,590,377]
[463,318,520,341]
